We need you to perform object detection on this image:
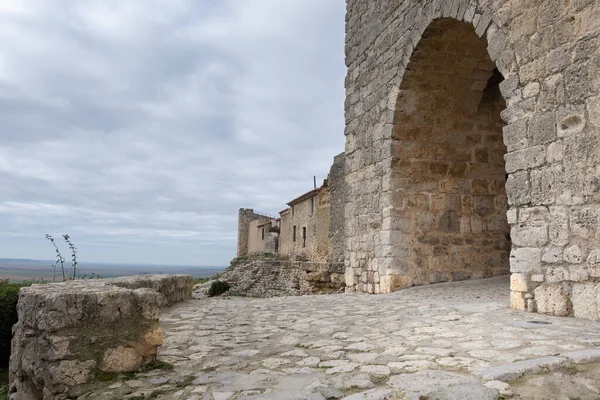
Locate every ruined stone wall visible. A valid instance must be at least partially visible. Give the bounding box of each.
[344,0,600,320]
[263,232,279,254]
[9,275,192,400]
[237,208,263,257]
[329,153,348,263]
[315,189,332,261]
[279,209,293,255]
[212,258,345,297]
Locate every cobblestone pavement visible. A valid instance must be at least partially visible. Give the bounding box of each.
[88,277,600,399]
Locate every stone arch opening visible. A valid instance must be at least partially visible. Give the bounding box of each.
[390,18,510,288]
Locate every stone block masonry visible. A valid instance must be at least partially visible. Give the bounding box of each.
[343,0,600,320]
[9,274,192,400]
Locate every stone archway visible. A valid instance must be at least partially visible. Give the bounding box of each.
[388,18,510,288]
[344,1,600,321]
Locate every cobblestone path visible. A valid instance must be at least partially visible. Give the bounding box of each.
[88,277,600,399]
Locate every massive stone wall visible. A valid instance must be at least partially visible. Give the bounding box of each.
[9,275,192,400]
[344,0,600,319]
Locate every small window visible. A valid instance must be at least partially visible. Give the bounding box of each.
[302,227,307,248]
[261,228,265,241]
[293,225,296,242]
[310,197,314,217]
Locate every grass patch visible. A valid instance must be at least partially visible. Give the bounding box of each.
[124,360,174,379]
[98,360,174,383]
[137,361,173,373]
[96,370,119,382]
[193,277,210,285]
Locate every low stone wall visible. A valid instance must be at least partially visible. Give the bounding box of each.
[103,274,193,307]
[9,274,192,400]
[199,258,345,298]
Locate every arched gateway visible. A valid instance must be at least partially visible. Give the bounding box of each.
[343,1,600,319]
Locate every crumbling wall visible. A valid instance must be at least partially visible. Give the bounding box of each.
[263,232,279,254]
[9,275,192,400]
[329,153,348,263]
[237,208,265,257]
[202,257,345,298]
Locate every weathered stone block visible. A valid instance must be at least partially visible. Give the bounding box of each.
[503,119,527,151]
[571,283,599,320]
[531,274,545,282]
[549,206,569,246]
[528,113,556,145]
[546,141,564,163]
[542,247,563,263]
[504,146,546,173]
[510,248,542,273]
[588,250,600,277]
[9,275,192,400]
[534,284,570,317]
[510,273,530,292]
[506,209,517,224]
[101,346,143,373]
[546,266,569,283]
[564,245,583,264]
[506,171,530,206]
[511,225,549,247]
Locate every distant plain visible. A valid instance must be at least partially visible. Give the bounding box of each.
[0,258,225,282]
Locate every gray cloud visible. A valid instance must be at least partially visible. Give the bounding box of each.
[0,0,346,266]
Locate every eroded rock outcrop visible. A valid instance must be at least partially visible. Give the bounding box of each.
[194,255,345,298]
[9,274,192,400]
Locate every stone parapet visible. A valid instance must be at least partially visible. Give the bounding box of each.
[9,274,193,400]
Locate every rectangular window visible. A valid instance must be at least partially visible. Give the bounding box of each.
[293,225,296,242]
[302,227,307,248]
[261,228,265,241]
[310,197,314,217]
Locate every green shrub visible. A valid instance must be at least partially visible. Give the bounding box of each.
[208,280,230,297]
[0,383,8,400]
[0,282,23,368]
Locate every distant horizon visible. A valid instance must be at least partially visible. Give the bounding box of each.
[0,257,226,281]
[0,257,227,269]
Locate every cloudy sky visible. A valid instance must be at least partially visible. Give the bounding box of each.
[0,0,347,267]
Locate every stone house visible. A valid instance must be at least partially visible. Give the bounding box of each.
[279,183,331,261]
[237,1,600,321]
